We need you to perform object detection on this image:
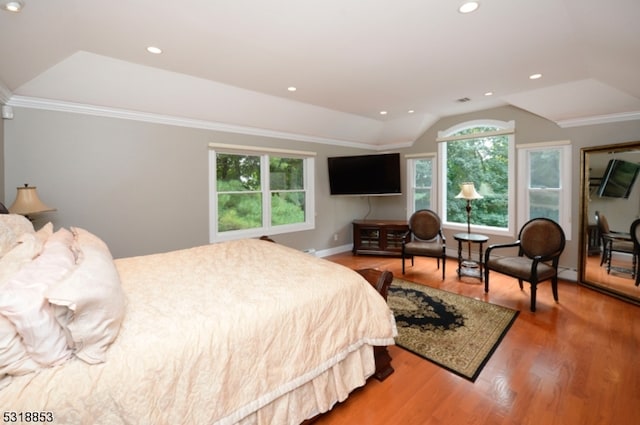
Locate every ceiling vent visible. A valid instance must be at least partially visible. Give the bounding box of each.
[456,97,471,103]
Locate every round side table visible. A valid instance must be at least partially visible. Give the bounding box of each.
[453,233,489,281]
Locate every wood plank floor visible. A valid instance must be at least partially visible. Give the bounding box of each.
[314,253,640,425]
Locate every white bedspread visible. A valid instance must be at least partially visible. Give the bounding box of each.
[1,239,396,424]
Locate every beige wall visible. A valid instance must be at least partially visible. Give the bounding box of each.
[3,105,640,273]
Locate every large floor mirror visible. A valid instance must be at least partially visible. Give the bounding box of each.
[579,141,640,305]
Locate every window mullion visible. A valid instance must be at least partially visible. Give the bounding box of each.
[262,154,271,230]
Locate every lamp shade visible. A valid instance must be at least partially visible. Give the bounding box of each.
[8,185,56,215]
[455,182,483,200]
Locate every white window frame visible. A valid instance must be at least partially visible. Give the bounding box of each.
[405,153,437,218]
[208,143,315,242]
[517,140,572,240]
[437,119,516,237]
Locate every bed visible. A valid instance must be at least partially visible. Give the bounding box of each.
[0,214,397,425]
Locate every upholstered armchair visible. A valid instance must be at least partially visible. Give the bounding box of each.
[630,218,640,286]
[484,218,566,312]
[595,211,635,275]
[401,209,446,279]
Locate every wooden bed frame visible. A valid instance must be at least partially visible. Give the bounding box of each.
[355,267,394,381]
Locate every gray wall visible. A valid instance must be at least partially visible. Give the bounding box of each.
[2,108,380,258]
[588,150,640,232]
[0,112,4,202]
[3,105,640,273]
[405,106,640,271]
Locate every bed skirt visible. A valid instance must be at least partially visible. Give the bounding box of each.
[232,344,375,425]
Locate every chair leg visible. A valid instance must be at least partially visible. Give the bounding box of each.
[530,283,537,312]
[518,279,524,290]
[484,269,489,293]
[552,277,559,302]
[441,255,445,280]
[606,243,612,274]
[402,255,406,274]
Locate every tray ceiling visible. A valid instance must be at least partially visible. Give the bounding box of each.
[1,0,639,147]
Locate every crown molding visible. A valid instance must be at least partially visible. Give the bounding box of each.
[0,80,12,104]
[7,95,414,151]
[556,110,640,128]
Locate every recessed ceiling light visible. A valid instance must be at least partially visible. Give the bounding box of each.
[484,91,494,96]
[407,110,415,114]
[146,46,162,54]
[2,1,24,12]
[379,111,388,115]
[287,86,297,92]
[459,2,479,14]
[529,73,543,80]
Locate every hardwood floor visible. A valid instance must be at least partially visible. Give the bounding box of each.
[315,253,640,425]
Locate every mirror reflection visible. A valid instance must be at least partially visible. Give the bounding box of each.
[580,141,640,304]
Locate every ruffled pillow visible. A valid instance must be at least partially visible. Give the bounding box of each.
[46,227,126,364]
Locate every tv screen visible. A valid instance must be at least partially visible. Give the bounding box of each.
[597,159,640,198]
[328,153,401,196]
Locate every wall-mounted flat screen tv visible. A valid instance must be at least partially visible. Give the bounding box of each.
[328,153,401,196]
[597,159,640,198]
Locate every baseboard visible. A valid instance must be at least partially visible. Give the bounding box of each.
[316,244,352,258]
[315,245,579,283]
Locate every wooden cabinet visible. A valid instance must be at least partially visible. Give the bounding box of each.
[352,220,410,256]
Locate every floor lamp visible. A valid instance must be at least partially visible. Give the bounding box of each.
[455,182,483,260]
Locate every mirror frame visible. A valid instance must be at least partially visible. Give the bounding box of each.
[578,140,640,305]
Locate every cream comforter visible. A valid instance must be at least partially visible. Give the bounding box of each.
[1,239,396,424]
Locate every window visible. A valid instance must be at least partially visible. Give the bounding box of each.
[406,154,436,214]
[209,144,315,241]
[517,141,572,239]
[437,120,515,235]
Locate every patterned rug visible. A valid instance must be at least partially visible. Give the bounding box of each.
[388,278,519,382]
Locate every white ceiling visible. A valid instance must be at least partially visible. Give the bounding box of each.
[1,0,639,148]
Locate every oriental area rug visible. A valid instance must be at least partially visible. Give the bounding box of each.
[388,278,519,382]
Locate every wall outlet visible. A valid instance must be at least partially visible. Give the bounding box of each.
[333,233,339,241]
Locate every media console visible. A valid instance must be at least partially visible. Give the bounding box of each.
[352,220,410,256]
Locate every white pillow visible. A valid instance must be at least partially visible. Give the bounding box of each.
[0,228,75,366]
[0,214,35,257]
[46,227,126,364]
[0,232,44,287]
[35,222,54,244]
[0,314,41,380]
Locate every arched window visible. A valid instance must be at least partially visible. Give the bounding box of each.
[437,120,515,235]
